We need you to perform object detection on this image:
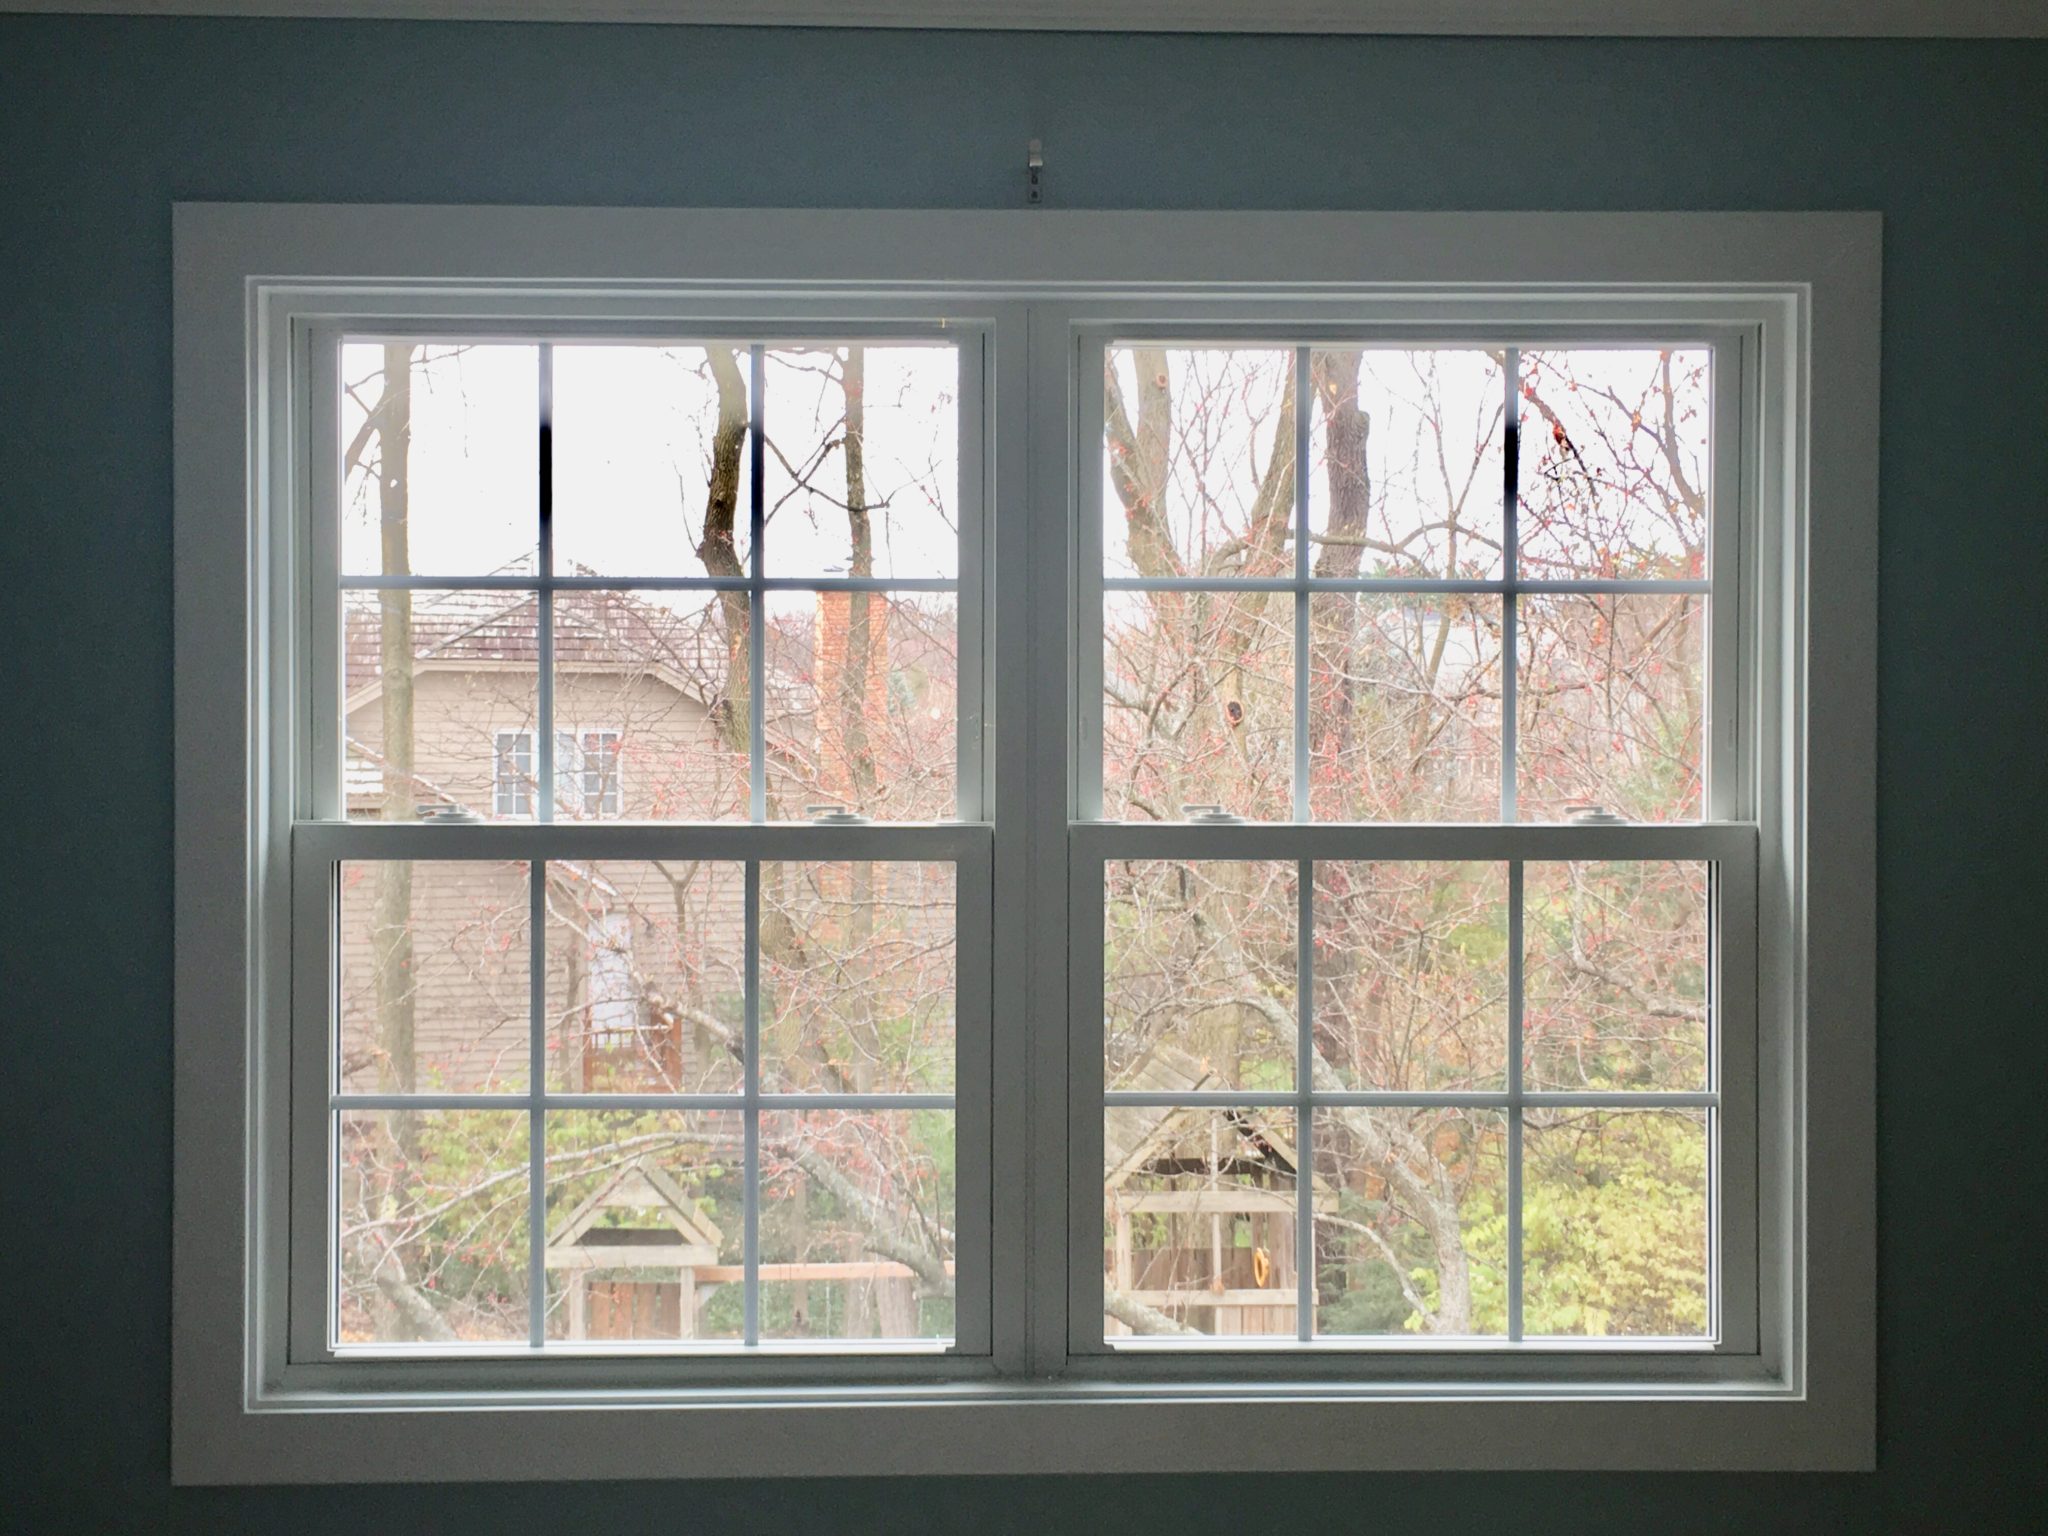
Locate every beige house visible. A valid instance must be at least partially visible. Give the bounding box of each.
[337,584,955,1097]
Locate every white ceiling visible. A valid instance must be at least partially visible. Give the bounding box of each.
[7,1,2047,37]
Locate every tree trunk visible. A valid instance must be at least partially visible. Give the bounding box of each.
[369,342,423,1337]
[697,348,752,762]
[837,344,878,809]
[373,341,419,1101]
[837,348,882,1090]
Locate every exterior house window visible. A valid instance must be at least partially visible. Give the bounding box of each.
[493,730,534,817]
[567,728,622,817]
[495,728,623,818]
[173,208,1875,1481]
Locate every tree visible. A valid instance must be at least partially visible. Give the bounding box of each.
[332,340,1711,1346]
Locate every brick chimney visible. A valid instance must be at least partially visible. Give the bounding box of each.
[812,590,889,805]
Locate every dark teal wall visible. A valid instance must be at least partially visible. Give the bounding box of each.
[4,16,2044,1532]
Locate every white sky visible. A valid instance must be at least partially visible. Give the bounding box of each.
[340,342,960,581]
[337,340,1703,586]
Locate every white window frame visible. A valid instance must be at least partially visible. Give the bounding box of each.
[174,205,1876,1480]
[1070,324,1753,1370]
[298,319,994,1371]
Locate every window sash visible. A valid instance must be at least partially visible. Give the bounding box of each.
[1061,317,1757,1358]
[1071,327,1749,828]
[305,323,991,829]
[289,817,996,1366]
[1065,817,1758,1359]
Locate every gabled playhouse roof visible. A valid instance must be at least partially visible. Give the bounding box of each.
[544,1157,725,1272]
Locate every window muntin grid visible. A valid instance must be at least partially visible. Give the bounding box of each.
[335,337,970,827]
[1081,335,1741,1353]
[1089,342,1720,827]
[309,331,986,1358]
[296,315,1753,1368]
[1094,853,1724,1346]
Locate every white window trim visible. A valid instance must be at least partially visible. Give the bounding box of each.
[174,205,1876,1480]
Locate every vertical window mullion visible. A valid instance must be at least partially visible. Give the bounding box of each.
[537,345,556,823]
[1075,336,1107,823]
[1501,348,1524,1343]
[529,345,555,1348]
[528,858,546,1348]
[1500,347,1520,826]
[742,345,765,1343]
[1289,345,1314,1340]
[748,345,767,824]
[1507,857,1525,1343]
[743,858,762,1345]
[1292,345,1311,824]
[1296,856,1314,1342]
[1706,332,1748,823]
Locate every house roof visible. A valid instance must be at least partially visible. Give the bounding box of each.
[342,573,955,715]
[343,582,736,701]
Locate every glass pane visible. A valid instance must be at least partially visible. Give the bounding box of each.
[338,860,530,1094]
[764,590,957,820]
[1524,860,1709,1092]
[758,862,955,1094]
[341,342,537,577]
[336,1108,530,1346]
[1104,859,1296,1093]
[1104,1107,1299,1340]
[344,588,540,822]
[1307,348,1506,580]
[553,588,751,822]
[1308,593,1502,821]
[1314,1107,1508,1338]
[759,1109,956,1342]
[1518,348,1711,582]
[764,345,959,580]
[544,861,746,1094]
[1311,861,1509,1092]
[1103,346,1296,578]
[1523,1108,1710,1338]
[543,1111,744,1343]
[1517,591,1705,822]
[552,344,753,578]
[1103,588,1294,821]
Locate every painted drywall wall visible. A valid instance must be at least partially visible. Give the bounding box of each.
[3,15,2043,1531]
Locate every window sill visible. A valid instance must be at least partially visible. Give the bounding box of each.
[178,1362,1863,1483]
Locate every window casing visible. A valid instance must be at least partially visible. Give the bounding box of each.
[171,207,1876,1480]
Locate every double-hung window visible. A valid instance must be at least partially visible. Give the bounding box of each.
[1073,340,1751,1354]
[173,207,1875,1481]
[314,330,988,1354]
